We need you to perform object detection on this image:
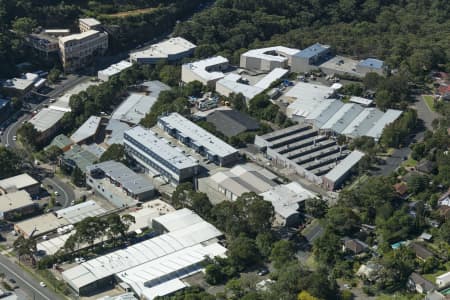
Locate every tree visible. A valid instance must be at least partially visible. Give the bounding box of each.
[99,144,126,164]
[325,206,360,236]
[234,192,274,236]
[205,263,226,285]
[13,236,36,264]
[313,230,341,265]
[298,291,319,300]
[305,197,328,218]
[228,234,261,270]
[159,65,180,86]
[255,232,275,259]
[44,145,63,163]
[11,97,22,111]
[270,240,296,269]
[17,123,39,150]
[0,147,21,179]
[12,17,36,35]
[47,68,61,84]
[71,167,84,187]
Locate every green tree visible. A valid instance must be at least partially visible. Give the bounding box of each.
[12,17,36,35]
[71,167,84,187]
[0,147,21,179]
[17,123,39,150]
[13,236,36,264]
[270,240,296,269]
[99,144,126,164]
[228,234,261,271]
[204,263,226,285]
[255,232,275,259]
[305,197,328,218]
[47,68,61,84]
[44,145,63,163]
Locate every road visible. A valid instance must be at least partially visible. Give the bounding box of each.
[0,254,62,300]
[414,95,441,131]
[43,177,75,208]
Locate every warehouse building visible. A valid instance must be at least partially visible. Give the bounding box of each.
[158,113,239,166]
[61,144,99,173]
[130,37,196,64]
[0,190,36,221]
[0,174,40,195]
[322,150,365,191]
[104,120,131,146]
[28,108,66,142]
[70,116,102,145]
[111,81,170,125]
[181,56,229,87]
[356,58,385,76]
[240,46,300,71]
[291,43,332,73]
[98,60,133,81]
[255,124,351,185]
[45,134,73,152]
[14,213,70,238]
[206,109,259,138]
[55,200,106,223]
[152,208,209,234]
[62,209,225,297]
[260,182,316,227]
[204,164,278,202]
[124,126,199,185]
[86,161,155,207]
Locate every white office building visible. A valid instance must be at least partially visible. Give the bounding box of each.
[130,37,196,64]
[240,46,300,71]
[124,126,199,185]
[98,60,133,81]
[181,56,229,87]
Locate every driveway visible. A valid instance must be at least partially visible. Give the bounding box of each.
[413,95,441,131]
[373,147,411,176]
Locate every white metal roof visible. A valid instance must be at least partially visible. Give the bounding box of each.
[285,82,336,101]
[55,200,106,223]
[70,116,101,144]
[98,60,132,79]
[59,30,100,43]
[349,96,373,106]
[153,208,204,232]
[15,213,70,237]
[260,182,316,219]
[324,150,364,182]
[0,174,38,191]
[242,46,300,62]
[254,68,289,90]
[125,126,199,170]
[365,109,402,140]
[216,76,263,100]
[130,37,196,61]
[182,56,228,82]
[62,213,222,291]
[0,190,33,212]
[1,73,39,91]
[29,108,65,132]
[158,113,238,158]
[79,18,101,27]
[320,103,365,133]
[111,81,170,125]
[341,108,384,138]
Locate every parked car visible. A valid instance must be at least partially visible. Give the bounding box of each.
[257,268,269,276]
[39,281,46,287]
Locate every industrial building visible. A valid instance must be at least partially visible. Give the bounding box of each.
[111,81,170,125]
[260,182,316,227]
[291,43,332,73]
[45,134,73,152]
[0,174,40,195]
[322,150,365,191]
[1,73,44,99]
[14,213,70,238]
[255,124,353,185]
[105,120,131,146]
[28,108,66,142]
[0,191,36,221]
[206,109,259,138]
[98,60,133,81]
[181,56,229,87]
[124,126,199,185]
[62,209,225,298]
[86,161,155,207]
[130,37,196,64]
[61,144,99,173]
[70,116,102,144]
[59,30,108,72]
[215,68,288,100]
[55,200,106,223]
[152,208,211,234]
[158,113,239,166]
[240,46,300,71]
[356,58,385,76]
[285,82,402,140]
[79,18,102,32]
[204,164,278,202]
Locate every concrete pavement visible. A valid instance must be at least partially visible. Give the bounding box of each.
[0,254,63,300]
[42,177,75,209]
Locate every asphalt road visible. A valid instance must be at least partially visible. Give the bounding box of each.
[43,177,75,208]
[0,254,62,300]
[414,95,441,131]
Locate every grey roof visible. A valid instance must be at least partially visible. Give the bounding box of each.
[105,119,131,145]
[409,272,435,293]
[63,145,98,171]
[358,58,384,69]
[46,134,72,150]
[86,160,154,195]
[295,43,330,59]
[324,150,364,182]
[70,116,101,144]
[206,110,259,137]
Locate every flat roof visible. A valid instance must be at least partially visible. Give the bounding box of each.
[319,55,359,76]
[260,182,316,218]
[29,108,65,132]
[153,208,205,232]
[79,18,101,27]
[117,243,226,299]
[349,96,373,106]
[206,109,259,138]
[63,145,98,172]
[286,82,336,102]
[254,68,289,90]
[340,108,384,138]
[295,43,330,59]
[320,103,365,133]
[62,212,222,290]
[0,190,33,212]
[216,75,263,99]
[59,30,101,43]
[365,109,402,140]
[125,126,199,170]
[211,164,277,197]
[0,174,38,191]
[86,161,154,195]
[55,200,106,223]
[182,56,228,82]
[130,37,196,60]
[358,58,384,69]
[158,113,238,158]
[242,46,300,62]
[70,116,102,143]
[126,200,175,233]
[1,73,39,91]
[324,150,364,182]
[98,60,132,79]
[112,81,170,125]
[105,119,132,145]
[15,213,70,237]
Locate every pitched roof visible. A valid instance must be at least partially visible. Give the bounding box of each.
[344,238,368,254]
[410,242,435,260]
[206,109,259,137]
[393,182,408,196]
[409,272,435,293]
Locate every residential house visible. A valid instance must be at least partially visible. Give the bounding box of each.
[410,242,435,261]
[342,238,369,255]
[407,272,435,294]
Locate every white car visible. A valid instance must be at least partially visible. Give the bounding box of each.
[12,136,16,141]
[39,281,46,287]
[54,191,59,196]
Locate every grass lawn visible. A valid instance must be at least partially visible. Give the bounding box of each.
[305,254,318,270]
[402,157,417,168]
[423,95,436,112]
